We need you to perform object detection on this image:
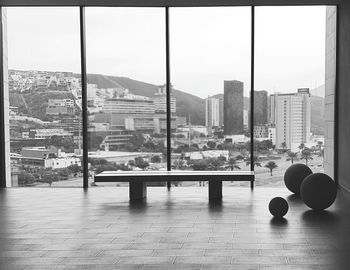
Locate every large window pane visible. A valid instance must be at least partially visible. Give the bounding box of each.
[255,6,329,186]
[7,7,82,187]
[170,7,251,186]
[85,8,166,186]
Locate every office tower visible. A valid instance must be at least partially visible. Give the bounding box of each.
[254,90,268,125]
[223,80,244,135]
[274,88,311,150]
[153,84,176,114]
[205,97,220,128]
[268,94,276,125]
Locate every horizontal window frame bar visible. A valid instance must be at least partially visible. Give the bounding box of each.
[0,1,341,7]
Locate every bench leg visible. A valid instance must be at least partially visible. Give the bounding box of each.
[250,180,254,190]
[209,180,222,200]
[129,181,147,201]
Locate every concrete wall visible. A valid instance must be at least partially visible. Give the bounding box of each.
[1,8,11,187]
[324,6,336,179]
[337,1,350,191]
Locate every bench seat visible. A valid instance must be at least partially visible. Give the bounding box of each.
[94,170,255,201]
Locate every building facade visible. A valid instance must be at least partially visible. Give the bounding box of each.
[271,89,311,151]
[223,80,244,135]
[205,96,220,128]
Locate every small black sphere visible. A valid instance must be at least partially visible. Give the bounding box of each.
[300,173,337,211]
[269,197,289,218]
[284,163,312,195]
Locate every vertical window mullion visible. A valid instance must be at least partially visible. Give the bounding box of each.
[250,6,255,180]
[0,7,6,188]
[165,7,171,189]
[165,6,171,190]
[80,6,89,189]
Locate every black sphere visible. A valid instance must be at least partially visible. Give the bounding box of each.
[300,173,337,211]
[284,163,312,195]
[269,197,289,218]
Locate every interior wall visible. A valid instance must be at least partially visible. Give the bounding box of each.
[324,6,336,179]
[0,8,10,187]
[337,1,350,191]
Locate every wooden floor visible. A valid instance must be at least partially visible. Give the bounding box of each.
[0,186,349,270]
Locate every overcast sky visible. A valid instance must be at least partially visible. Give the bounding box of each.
[6,6,326,98]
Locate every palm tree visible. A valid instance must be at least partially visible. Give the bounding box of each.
[286,151,298,164]
[298,143,305,152]
[300,148,313,166]
[245,156,262,169]
[228,157,241,171]
[280,142,287,151]
[265,161,278,176]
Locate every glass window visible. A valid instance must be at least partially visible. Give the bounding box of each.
[85,8,166,187]
[169,7,251,186]
[255,6,328,186]
[6,7,82,187]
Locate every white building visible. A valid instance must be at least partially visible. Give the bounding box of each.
[243,110,249,129]
[205,97,220,128]
[268,127,276,146]
[153,85,176,113]
[270,88,311,151]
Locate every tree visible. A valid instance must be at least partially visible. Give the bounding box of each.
[18,173,36,186]
[286,151,298,164]
[300,148,313,166]
[189,159,209,171]
[68,164,82,177]
[207,141,216,149]
[245,156,262,168]
[265,161,278,176]
[228,158,241,171]
[134,157,149,170]
[57,168,69,180]
[50,135,64,148]
[40,170,60,187]
[280,142,287,152]
[218,155,227,162]
[173,159,186,170]
[151,155,161,163]
[298,143,305,152]
[207,158,224,171]
[94,163,119,174]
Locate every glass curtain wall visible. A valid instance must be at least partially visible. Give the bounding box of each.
[2,5,333,188]
[169,7,251,186]
[85,8,166,187]
[254,6,328,186]
[6,7,82,187]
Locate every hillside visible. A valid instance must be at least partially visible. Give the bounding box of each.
[10,92,76,120]
[10,73,325,135]
[87,74,326,134]
[87,74,206,125]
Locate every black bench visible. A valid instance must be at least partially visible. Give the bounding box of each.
[94,171,255,201]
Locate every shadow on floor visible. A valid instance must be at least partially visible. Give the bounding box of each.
[302,209,340,226]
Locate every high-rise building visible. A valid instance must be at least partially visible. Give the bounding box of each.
[272,88,311,151]
[153,84,176,114]
[254,90,268,125]
[205,97,220,128]
[223,80,244,135]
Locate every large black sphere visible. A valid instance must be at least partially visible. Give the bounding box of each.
[300,173,337,211]
[284,164,312,195]
[269,197,289,218]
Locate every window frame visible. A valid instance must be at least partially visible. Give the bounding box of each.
[0,4,337,188]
